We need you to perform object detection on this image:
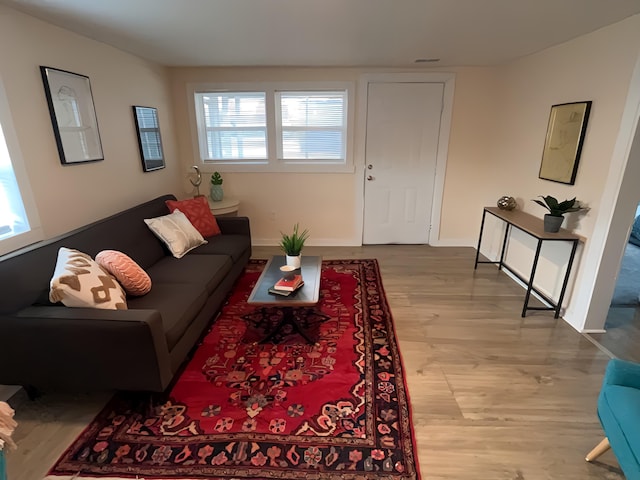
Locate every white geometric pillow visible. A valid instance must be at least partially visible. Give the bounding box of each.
[144,208,207,259]
[49,247,128,310]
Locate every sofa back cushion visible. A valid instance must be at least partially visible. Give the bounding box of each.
[0,195,175,314]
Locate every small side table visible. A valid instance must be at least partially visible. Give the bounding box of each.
[207,197,239,217]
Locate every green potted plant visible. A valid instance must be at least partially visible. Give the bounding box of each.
[532,195,584,232]
[279,223,310,268]
[210,171,223,202]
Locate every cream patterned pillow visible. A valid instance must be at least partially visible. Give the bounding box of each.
[144,209,207,258]
[49,247,128,310]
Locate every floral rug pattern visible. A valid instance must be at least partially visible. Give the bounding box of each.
[48,259,420,479]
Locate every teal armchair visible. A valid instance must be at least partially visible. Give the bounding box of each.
[586,358,640,479]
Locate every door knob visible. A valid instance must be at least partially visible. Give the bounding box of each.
[367,175,373,181]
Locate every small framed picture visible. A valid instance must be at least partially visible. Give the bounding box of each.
[539,101,592,185]
[132,106,165,172]
[40,66,104,165]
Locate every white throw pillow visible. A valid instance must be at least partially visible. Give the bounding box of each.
[49,247,128,310]
[144,209,207,258]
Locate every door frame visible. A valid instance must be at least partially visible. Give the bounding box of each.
[354,73,455,245]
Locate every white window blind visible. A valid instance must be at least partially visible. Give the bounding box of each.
[276,91,346,161]
[195,92,267,161]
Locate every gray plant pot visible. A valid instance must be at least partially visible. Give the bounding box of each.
[544,214,564,233]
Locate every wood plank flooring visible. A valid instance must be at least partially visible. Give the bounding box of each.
[589,306,640,364]
[4,246,621,479]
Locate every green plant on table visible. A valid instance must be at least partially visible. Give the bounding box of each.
[532,195,584,217]
[211,172,223,185]
[279,223,310,256]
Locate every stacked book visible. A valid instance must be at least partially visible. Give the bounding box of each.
[269,274,304,297]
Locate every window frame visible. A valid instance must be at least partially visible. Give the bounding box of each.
[188,81,355,173]
[0,75,42,256]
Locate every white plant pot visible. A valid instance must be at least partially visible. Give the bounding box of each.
[286,255,301,269]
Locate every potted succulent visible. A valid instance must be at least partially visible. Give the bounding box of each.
[533,195,584,233]
[210,171,223,202]
[279,223,310,268]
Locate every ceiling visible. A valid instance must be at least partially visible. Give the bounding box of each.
[2,0,640,68]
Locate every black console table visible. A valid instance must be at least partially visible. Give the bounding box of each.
[474,207,582,318]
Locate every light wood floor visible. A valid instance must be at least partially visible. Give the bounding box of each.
[5,246,622,479]
[589,306,640,364]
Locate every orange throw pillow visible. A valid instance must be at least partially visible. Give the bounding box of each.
[95,250,152,296]
[165,196,221,237]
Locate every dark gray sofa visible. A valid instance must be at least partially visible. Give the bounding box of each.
[0,194,251,392]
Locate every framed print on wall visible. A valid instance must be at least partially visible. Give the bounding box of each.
[538,101,592,185]
[132,106,165,172]
[40,66,104,165]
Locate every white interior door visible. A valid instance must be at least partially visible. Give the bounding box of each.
[362,82,444,244]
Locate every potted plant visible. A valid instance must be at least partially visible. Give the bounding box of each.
[210,171,223,202]
[532,195,584,233]
[279,223,310,268]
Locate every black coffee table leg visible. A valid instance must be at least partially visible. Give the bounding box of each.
[258,307,317,344]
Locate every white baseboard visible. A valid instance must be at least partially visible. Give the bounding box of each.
[252,238,361,247]
[429,238,477,247]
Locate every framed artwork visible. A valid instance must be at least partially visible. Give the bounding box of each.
[132,106,165,172]
[40,66,103,165]
[538,101,592,185]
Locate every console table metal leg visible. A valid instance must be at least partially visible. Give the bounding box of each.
[474,209,488,269]
[554,240,579,319]
[522,240,543,317]
[498,223,510,270]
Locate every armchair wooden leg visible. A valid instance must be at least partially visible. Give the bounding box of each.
[586,437,611,462]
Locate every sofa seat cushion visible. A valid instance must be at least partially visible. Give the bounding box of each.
[127,283,207,351]
[600,385,640,472]
[146,255,233,295]
[190,234,250,263]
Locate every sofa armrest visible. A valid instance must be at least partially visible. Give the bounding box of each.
[602,358,640,390]
[0,306,173,391]
[217,216,251,237]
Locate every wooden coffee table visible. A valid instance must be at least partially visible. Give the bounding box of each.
[247,255,322,344]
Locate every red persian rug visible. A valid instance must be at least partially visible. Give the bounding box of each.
[47,259,420,480]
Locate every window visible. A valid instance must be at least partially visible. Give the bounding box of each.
[276,91,347,162]
[0,124,28,238]
[190,82,354,173]
[0,76,41,255]
[195,92,267,162]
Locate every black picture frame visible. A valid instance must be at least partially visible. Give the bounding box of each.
[40,66,104,165]
[538,101,592,185]
[132,106,165,172]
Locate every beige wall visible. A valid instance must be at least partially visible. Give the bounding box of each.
[169,67,365,245]
[169,66,501,245]
[0,6,181,239]
[480,14,640,329]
